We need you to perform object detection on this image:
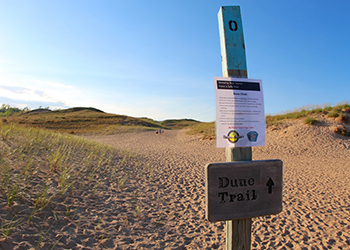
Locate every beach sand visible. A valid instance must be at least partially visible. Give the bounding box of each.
[1,114,350,249]
[83,115,350,249]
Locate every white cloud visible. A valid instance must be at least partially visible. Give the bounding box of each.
[0,72,83,109]
[0,85,53,102]
[0,70,215,121]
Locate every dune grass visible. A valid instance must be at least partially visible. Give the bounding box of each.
[266,102,349,126]
[185,122,215,140]
[0,121,155,248]
[303,117,320,125]
[185,102,350,139]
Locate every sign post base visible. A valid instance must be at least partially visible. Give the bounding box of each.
[226,147,252,250]
[226,219,252,250]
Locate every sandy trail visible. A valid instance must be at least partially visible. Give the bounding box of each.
[86,130,227,249]
[86,119,350,249]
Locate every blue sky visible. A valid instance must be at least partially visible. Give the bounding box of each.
[0,0,349,122]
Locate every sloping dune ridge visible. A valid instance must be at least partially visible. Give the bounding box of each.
[83,115,350,249]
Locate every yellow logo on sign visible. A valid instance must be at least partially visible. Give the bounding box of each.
[223,130,243,143]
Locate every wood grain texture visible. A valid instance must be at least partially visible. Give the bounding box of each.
[218,5,252,249]
[225,147,252,162]
[225,148,252,250]
[226,219,252,250]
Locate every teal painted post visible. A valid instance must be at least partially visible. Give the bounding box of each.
[218,6,247,78]
[218,6,252,250]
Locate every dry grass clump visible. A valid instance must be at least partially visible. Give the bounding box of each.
[335,112,348,124]
[0,122,154,248]
[330,125,350,136]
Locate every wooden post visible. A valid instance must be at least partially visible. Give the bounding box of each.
[218,6,252,250]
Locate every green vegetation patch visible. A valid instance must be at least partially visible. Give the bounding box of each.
[0,104,28,117]
[266,102,349,126]
[326,111,339,118]
[304,117,320,125]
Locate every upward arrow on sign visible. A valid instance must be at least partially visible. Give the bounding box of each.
[266,178,275,194]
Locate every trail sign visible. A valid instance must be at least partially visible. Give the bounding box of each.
[212,5,282,249]
[205,160,283,222]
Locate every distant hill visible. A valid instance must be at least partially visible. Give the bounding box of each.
[3,107,166,134]
[1,106,201,134]
[21,108,51,115]
[160,119,200,129]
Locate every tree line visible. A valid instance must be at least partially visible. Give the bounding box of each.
[0,104,29,117]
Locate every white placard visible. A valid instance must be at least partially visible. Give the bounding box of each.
[214,77,266,148]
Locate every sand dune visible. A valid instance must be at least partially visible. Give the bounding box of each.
[84,115,350,249]
[1,114,349,249]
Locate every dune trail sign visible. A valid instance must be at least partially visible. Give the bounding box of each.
[208,5,283,249]
[205,160,283,222]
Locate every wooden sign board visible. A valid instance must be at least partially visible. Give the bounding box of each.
[205,160,283,222]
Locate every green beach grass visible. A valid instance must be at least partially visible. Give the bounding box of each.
[0,121,155,248]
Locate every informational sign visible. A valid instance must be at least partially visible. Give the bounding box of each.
[214,77,266,148]
[205,160,283,222]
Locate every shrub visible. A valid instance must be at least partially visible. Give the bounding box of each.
[0,104,24,117]
[304,117,319,125]
[323,106,333,112]
[327,111,339,118]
